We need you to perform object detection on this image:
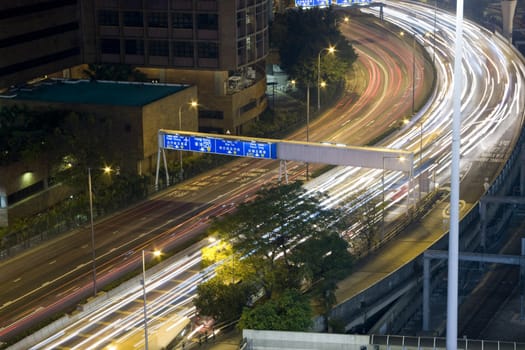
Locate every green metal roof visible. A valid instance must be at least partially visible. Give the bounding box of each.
[12,80,186,106]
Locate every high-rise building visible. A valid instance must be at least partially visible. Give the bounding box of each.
[0,0,82,88]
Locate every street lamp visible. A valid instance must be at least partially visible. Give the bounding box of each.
[400,31,416,115]
[317,46,336,111]
[178,100,198,181]
[142,249,162,350]
[381,156,405,224]
[87,165,112,297]
[404,118,424,200]
[291,79,311,180]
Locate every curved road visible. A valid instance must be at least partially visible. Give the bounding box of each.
[7,0,525,347]
[0,14,426,344]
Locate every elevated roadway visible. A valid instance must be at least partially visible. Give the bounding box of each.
[4,0,525,348]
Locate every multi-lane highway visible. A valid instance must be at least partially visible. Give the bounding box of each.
[1,10,421,345]
[4,1,525,348]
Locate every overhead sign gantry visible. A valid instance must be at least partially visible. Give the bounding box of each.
[155,129,413,188]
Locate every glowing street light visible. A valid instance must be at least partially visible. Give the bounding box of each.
[381,156,405,225]
[290,79,312,180]
[87,165,112,297]
[317,46,336,111]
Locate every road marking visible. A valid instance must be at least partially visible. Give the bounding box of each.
[13,278,21,283]
[49,260,56,265]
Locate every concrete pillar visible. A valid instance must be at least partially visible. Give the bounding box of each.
[423,256,431,331]
[501,0,517,42]
[520,145,525,196]
[519,238,525,321]
[479,200,487,251]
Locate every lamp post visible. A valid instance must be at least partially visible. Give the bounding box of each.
[87,165,112,297]
[412,35,416,116]
[142,249,161,350]
[87,167,96,297]
[419,121,423,200]
[177,101,198,181]
[382,156,404,225]
[292,79,311,180]
[306,82,310,180]
[317,46,336,111]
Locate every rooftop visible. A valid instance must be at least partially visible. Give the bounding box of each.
[4,79,186,107]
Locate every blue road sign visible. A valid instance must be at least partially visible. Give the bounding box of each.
[164,134,191,150]
[295,0,330,7]
[161,133,277,160]
[216,138,243,156]
[190,136,215,153]
[335,0,371,4]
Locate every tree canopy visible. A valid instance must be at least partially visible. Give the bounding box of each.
[271,7,358,85]
[195,182,354,326]
[210,182,352,297]
[83,63,147,82]
[238,289,312,332]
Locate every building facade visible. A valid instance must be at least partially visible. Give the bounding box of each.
[86,0,270,134]
[0,0,83,88]
[0,0,271,224]
[0,0,271,135]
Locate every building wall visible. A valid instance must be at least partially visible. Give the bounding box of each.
[86,0,270,135]
[88,0,269,71]
[0,0,83,89]
[0,0,270,135]
[137,67,267,134]
[141,85,198,174]
[0,85,198,175]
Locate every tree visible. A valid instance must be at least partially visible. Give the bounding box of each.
[291,230,353,328]
[271,7,357,86]
[209,182,352,298]
[193,278,257,323]
[83,63,147,82]
[238,289,312,331]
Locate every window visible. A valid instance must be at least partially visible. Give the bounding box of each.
[197,42,218,59]
[147,12,168,27]
[173,13,192,28]
[240,100,256,114]
[199,110,223,120]
[125,39,144,55]
[146,0,168,9]
[101,38,120,54]
[122,0,142,9]
[237,39,245,64]
[197,13,218,30]
[173,41,193,57]
[98,10,118,26]
[237,11,246,37]
[123,11,143,27]
[149,40,169,56]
